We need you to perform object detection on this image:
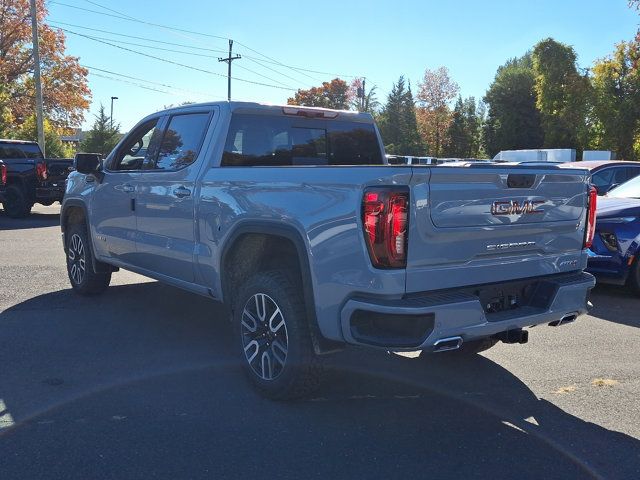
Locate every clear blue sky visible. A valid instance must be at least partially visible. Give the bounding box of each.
[46,0,639,131]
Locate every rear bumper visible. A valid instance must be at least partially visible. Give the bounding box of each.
[35,185,65,202]
[340,272,595,351]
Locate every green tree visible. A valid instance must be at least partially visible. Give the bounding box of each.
[483,54,544,157]
[287,78,351,110]
[532,38,591,150]
[15,114,74,158]
[444,96,484,158]
[80,104,121,156]
[416,66,459,156]
[377,76,425,155]
[590,41,640,160]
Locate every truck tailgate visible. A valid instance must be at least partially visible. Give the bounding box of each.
[406,165,589,293]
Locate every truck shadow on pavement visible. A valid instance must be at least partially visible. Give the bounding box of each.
[589,283,639,328]
[0,210,60,230]
[0,282,638,480]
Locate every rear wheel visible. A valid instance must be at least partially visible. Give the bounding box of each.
[2,185,32,218]
[234,270,323,399]
[66,223,111,295]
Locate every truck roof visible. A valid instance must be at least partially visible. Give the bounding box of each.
[0,139,39,145]
[156,101,375,123]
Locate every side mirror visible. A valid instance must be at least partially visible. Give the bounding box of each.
[74,153,102,174]
[606,183,620,193]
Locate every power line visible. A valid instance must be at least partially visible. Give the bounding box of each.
[61,28,297,91]
[83,0,137,21]
[243,56,315,88]
[49,1,361,83]
[82,65,220,98]
[58,30,221,59]
[241,53,360,79]
[50,1,230,41]
[49,20,229,54]
[234,63,296,90]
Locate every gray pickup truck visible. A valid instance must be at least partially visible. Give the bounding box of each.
[61,102,596,398]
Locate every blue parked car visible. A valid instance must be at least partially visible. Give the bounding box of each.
[588,174,640,293]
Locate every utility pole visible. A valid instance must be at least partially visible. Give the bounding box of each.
[218,40,241,101]
[357,78,366,112]
[29,0,45,157]
[110,96,118,129]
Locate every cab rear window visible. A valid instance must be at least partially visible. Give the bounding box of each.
[221,113,382,166]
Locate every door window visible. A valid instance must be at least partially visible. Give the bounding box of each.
[152,113,211,171]
[111,119,160,171]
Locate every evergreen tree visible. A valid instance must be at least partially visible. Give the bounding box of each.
[444,96,484,158]
[80,104,121,156]
[378,76,425,155]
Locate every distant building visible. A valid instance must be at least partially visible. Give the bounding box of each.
[59,128,88,148]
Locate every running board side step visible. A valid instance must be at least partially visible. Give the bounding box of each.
[433,336,463,352]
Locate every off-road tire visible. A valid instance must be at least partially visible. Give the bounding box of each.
[66,223,111,295]
[2,185,32,218]
[234,270,323,400]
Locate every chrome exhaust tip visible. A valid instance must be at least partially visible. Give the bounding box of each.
[433,336,463,352]
[549,313,578,327]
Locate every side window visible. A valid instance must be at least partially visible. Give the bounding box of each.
[625,167,640,182]
[153,113,210,170]
[612,167,629,185]
[591,169,614,191]
[111,119,160,171]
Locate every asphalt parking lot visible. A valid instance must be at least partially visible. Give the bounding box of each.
[1,204,639,480]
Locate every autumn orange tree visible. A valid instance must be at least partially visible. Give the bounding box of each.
[0,0,90,135]
[287,78,351,110]
[416,66,459,156]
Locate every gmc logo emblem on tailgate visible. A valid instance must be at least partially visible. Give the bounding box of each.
[491,200,545,216]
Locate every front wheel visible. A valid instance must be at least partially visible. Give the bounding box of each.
[66,223,111,295]
[234,270,323,399]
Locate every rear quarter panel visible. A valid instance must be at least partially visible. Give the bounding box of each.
[197,166,412,341]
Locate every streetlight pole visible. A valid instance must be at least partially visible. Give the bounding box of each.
[110,96,118,129]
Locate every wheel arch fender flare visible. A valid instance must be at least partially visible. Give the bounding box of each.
[220,220,337,354]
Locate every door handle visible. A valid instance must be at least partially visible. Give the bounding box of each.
[122,184,135,193]
[174,186,191,198]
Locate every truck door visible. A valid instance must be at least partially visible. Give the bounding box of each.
[91,118,162,263]
[133,110,214,283]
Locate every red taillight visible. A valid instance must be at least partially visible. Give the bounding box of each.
[0,163,6,185]
[584,185,597,249]
[36,162,48,181]
[362,188,409,268]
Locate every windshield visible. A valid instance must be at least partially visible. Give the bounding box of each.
[607,175,640,199]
